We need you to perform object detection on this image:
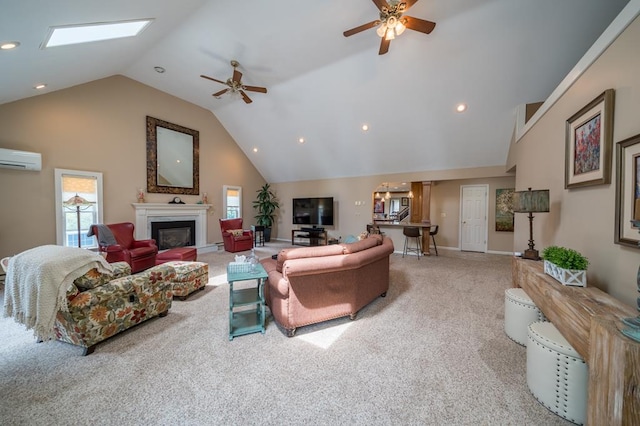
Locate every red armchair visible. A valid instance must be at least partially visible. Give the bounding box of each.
[219,218,254,253]
[90,222,158,273]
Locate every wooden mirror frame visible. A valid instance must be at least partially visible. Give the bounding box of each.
[146,116,199,195]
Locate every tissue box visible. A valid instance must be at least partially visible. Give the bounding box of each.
[227,262,252,274]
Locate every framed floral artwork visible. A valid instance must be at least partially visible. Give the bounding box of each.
[373,198,384,214]
[615,133,640,248]
[565,89,614,189]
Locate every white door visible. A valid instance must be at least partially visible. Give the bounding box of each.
[460,185,488,252]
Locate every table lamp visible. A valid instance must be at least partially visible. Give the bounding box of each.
[513,187,549,260]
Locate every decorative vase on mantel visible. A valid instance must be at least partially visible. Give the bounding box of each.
[620,220,640,343]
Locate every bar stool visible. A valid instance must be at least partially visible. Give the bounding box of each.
[251,225,264,247]
[403,226,422,258]
[429,225,439,256]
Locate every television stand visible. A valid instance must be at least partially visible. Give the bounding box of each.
[291,229,328,247]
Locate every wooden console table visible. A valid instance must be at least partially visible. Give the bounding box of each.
[512,258,639,424]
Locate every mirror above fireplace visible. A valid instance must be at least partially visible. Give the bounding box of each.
[146,116,200,195]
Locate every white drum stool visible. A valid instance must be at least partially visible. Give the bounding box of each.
[527,321,588,425]
[504,288,545,345]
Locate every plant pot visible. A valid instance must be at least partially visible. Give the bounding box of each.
[544,260,586,287]
[263,227,272,242]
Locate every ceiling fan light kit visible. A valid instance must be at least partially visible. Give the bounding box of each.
[344,0,436,55]
[200,60,267,104]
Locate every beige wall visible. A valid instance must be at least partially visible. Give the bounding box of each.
[271,170,514,254]
[508,16,640,307]
[0,75,266,258]
[431,176,516,253]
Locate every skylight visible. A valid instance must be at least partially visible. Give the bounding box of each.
[42,19,153,48]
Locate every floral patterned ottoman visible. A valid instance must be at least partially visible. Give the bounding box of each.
[163,261,209,300]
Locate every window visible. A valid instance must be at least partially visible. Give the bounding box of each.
[55,169,103,249]
[223,185,242,219]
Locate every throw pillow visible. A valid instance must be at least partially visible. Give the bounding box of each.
[343,235,358,243]
[74,268,113,290]
[228,229,244,237]
[342,237,378,254]
[73,261,131,290]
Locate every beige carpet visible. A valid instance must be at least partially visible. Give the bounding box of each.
[0,243,570,425]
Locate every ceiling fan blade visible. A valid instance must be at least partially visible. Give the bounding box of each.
[403,16,436,34]
[343,20,380,37]
[372,0,388,11]
[233,69,242,83]
[212,89,229,97]
[240,90,253,104]
[243,85,267,93]
[379,37,390,55]
[200,75,226,85]
[402,0,420,11]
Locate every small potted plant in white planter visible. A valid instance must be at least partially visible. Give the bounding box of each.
[541,245,589,287]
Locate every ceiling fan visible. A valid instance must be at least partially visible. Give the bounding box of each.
[200,60,267,104]
[343,0,436,55]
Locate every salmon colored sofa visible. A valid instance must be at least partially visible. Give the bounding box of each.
[260,235,394,337]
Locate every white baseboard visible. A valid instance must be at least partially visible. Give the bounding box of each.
[198,244,219,254]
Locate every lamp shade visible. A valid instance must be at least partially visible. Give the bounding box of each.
[64,194,94,206]
[512,188,550,213]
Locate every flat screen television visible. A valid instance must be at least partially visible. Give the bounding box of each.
[292,197,334,226]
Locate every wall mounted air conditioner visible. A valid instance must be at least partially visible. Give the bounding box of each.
[0,148,42,171]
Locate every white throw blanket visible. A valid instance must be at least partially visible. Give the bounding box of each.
[3,245,113,341]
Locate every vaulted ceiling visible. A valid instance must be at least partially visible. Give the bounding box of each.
[0,0,630,183]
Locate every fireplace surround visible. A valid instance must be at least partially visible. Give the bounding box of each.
[132,203,212,251]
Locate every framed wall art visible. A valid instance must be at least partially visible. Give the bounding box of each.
[401,197,409,206]
[615,133,640,248]
[565,89,614,189]
[373,198,385,214]
[495,188,515,232]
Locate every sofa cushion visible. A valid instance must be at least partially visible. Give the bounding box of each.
[227,229,244,237]
[276,244,345,273]
[341,236,379,254]
[74,261,131,290]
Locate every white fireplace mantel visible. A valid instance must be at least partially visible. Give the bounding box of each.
[132,203,212,250]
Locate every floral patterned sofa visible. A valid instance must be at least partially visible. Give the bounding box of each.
[54,261,175,355]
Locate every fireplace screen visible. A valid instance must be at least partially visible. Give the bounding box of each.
[152,220,196,250]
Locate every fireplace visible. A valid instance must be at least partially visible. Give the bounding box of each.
[152,220,196,250]
[133,203,212,252]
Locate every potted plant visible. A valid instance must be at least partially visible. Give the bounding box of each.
[253,183,280,242]
[541,245,589,287]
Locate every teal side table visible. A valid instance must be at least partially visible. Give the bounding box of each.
[227,263,268,340]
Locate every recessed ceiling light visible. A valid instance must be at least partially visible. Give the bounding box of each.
[154,66,165,73]
[362,124,369,131]
[1,41,20,50]
[456,103,467,113]
[42,19,153,48]
[298,137,305,144]
[33,84,47,90]
[252,148,258,153]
